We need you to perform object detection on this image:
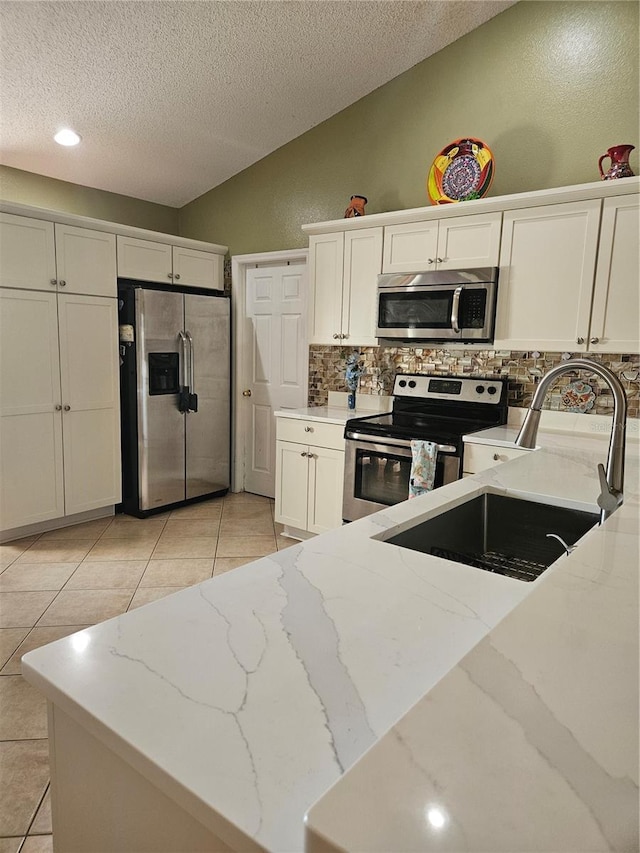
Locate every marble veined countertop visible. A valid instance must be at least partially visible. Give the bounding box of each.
[22,436,639,852]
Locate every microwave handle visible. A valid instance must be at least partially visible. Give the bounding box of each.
[451,286,463,333]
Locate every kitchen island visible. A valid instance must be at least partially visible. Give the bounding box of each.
[22,432,639,852]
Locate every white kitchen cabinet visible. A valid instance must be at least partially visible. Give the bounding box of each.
[494,200,602,351]
[0,214,116,296]
[117,235,224,290]
[382,212,502,273]
[588,195,640,353]
[462,441,528,476]
[275,417,345,537]
[309,227,382,345]
[0,288,121,532]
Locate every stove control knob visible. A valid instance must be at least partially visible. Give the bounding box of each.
[408,380,417,388]
[487,386,497,395]
[475,385,485,394]
[398,379,407,388]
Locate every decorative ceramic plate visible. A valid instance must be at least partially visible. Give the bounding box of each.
[561,380,596,413]
[427,137,495,205]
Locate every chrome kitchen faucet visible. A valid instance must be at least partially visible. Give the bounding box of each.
[515,359,627,524]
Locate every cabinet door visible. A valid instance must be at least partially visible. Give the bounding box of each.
[274,440,309,529]
[342,227,383,346]
[382,221,438,273]
[0,289,64,530]
[309,232,344,344]
[172,247,223,291]
[494,200,601,351]
[116,235,172,283]
[307,447,345,534]
[0,213,56,292]
[55,224,117,297]
[57,294,121,514]
[589,196,640,353]
[436,212,502,270]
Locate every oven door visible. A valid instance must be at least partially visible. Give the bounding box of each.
[342,434,460,522]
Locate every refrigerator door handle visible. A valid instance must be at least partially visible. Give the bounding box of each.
[185,331,198,413]
[177,331,190,413]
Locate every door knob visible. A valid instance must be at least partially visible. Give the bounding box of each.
[242,389,252,397]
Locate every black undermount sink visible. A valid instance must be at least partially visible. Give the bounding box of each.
[381,492,599,582]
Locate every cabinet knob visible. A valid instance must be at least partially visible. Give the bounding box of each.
[493,453,503,461]
[63,405,71,411]
[168,273,173,279]
[242,389,252,397]
[427,258,434,265]
[174,274,181,280]
[300,451,308,457]
[55,404,62,411]
[590,337,600,344]
[342,334,349,340]
[50,279,58,286]
[436,257,444,263]
[304,426,312,432]
[59,280,66,287]
[333,334,340,339]
[576,337,585,345]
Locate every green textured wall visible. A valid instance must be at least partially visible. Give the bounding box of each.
[179,1,640,255]
[0,165,179,234]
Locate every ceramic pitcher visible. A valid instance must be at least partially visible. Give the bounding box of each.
[598,144,635,180]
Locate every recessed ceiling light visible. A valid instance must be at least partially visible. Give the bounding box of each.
[54,128,81,147]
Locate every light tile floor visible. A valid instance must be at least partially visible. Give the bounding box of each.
[0,492,293,852]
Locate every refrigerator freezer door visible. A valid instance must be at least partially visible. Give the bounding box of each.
[136,288,186,510]
[184,294,230,499]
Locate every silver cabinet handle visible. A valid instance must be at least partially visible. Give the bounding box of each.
[576,337,585,345]
[590,337,600,344]
[59,280,66,287]
[63,405,71,411]
[451,285,463,334]
[174,274,181,280]
[304,426,312,432]
[50,279,57,286]
[55,404,62,411]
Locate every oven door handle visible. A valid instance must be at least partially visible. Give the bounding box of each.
[451,286,463,334]
[345,431,456,454]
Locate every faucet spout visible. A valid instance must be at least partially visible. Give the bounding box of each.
[514,359,627,524]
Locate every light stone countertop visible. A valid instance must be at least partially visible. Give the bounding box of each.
[22,435,639,852]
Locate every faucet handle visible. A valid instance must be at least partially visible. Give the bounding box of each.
[596,463,623,513]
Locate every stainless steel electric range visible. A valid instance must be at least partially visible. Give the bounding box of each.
[343,373,508,522]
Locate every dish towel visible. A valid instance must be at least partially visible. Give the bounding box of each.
[409,440,438,499]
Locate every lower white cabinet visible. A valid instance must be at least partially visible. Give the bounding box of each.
[462,441,529,476]
[275,417,345,536]
[0,288,121,532]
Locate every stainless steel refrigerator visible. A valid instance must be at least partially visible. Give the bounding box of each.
[118,281,230,516]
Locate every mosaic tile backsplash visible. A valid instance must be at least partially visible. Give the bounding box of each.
[308,346,640,419]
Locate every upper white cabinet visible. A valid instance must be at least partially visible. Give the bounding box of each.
[494,200,602,351]
[117,235,224,291]
[0,214,116,296]
[588,195,640,353]
[309,226,382,346]
[382,212,502,273]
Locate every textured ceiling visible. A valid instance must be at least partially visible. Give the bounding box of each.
[0,1,515,207]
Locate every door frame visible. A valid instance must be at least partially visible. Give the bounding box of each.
[231,248,309,492]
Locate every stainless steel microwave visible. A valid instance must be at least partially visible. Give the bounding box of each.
[376,267,498,343]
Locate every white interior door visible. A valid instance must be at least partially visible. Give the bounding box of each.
[243,264,307,497]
